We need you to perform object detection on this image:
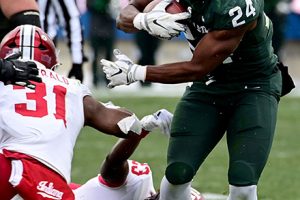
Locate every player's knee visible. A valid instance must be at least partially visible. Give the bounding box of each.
[228,160,259,186]
[165,162,194,185]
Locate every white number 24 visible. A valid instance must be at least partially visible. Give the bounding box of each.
[229,0,256,27]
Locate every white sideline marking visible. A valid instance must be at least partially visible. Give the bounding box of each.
[92,82,189,98]
[91,79,300,98]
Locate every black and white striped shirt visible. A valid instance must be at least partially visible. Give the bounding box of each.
[37,0,85,65]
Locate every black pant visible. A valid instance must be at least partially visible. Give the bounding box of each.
[135,31,161,87]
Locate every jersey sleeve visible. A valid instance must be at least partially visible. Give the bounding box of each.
[80,83,92,97]
[207,0,262,30]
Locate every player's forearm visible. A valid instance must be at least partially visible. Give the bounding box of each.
[117,0,153,32]
[1,0,39,18]
[145,23,254,84]
[84,97,139,138]
[145,61,209,83]
[144,29,247,84]
[117,5,140,33]
[100,136,143,186]
[106,136,142,164]
[95,110,136,138]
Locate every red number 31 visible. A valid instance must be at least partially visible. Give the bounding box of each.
[13,82,67,127]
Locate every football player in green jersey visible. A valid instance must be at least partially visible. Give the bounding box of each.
[101,0,293,199]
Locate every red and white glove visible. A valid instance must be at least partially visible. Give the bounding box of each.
[141,109,173,137]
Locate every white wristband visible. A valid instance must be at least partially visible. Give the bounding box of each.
[133,13,146,30]
[133,65,147,82]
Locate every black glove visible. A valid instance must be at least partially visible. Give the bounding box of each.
[68,63,83,82]
[278,62,295,97]
[83,54,89,63]
[0,53,42,89]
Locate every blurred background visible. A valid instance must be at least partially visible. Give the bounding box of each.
[50,0,300,199]
[55,0,300,98]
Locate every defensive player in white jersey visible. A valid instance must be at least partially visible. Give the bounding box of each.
[0,24,170,200]
[71,108,170,200]
[73,159,156,200]
[71,107,204,200]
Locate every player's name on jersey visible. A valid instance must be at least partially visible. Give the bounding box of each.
[40,68,69,85]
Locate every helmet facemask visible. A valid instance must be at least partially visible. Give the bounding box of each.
[0,24,59,70]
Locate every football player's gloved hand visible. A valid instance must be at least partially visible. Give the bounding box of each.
[133,0,190,39]
[141,109,173,137]
[101,49,147,88]
[0,52,41,89]
[68,63,83,82]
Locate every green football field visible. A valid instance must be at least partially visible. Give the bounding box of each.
[71,96,300,200]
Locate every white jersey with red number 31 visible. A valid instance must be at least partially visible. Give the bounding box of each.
[74,160,156,200]
[0,62,91,183]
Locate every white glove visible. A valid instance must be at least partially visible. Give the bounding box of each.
[133,0,191,39]
[101,49,147,88]
[141,109,173,137]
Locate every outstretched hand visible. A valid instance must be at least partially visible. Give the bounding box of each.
[101,49,146,88]
[1,52,42,89]
[141,109,173,137]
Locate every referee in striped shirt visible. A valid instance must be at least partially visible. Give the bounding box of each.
[37,0,86,82]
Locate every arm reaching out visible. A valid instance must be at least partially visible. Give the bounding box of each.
[100,108,173,186]
[103,21,257,87]
[84,97,143,137]
[100,135,144,187]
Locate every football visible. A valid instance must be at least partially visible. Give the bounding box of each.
[143,0,187,14]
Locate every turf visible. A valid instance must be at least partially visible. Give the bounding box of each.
[71,96,300,200]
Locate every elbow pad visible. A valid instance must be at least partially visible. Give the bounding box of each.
[9,10,41,29]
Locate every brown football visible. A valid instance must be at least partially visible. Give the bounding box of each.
[143,0,187,14]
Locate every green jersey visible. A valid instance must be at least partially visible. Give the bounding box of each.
[87,0,110,13]
[180,0,278,83]
[264,0,280,13]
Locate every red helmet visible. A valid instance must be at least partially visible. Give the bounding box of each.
[0,24,58,69]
